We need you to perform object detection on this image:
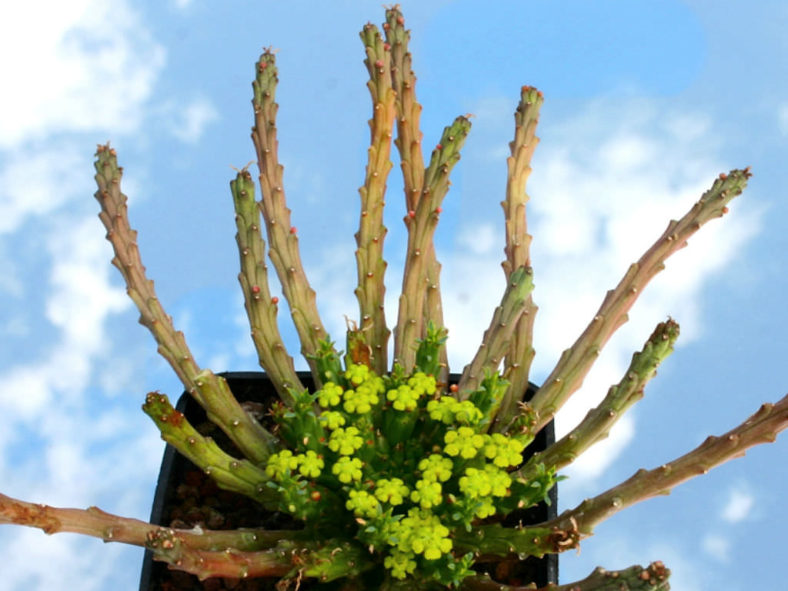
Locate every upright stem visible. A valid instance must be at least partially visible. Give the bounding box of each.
[93,145,274,465]
[231,167,302,402]
[251,49,335,385]
[393,116,471,372]
[497,86,543,428]
[355,22,396,374]
[385,6,449,382]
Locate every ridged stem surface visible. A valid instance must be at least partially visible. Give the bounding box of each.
[355,22,395,374]
[546,391,788,539]
[142,392,278,507]
[231,168,302,402]
[516,319,679,480]
[461,561,670,591]
[457,267,534,397]
[525,168,752,436]
[0,491,368,581]
[496,86,543,428]
[251,50,334,384]
[385,6,449,382]
[393,116,471,372]
[93,145,273,465]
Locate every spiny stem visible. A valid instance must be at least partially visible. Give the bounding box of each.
[231,167,302,403]
[497,86,543,429]
[93,144,274,465]
[142,392,278,508]
[526,168,752,436]
[385,6,449,382]
[355,22,395,374]
[547,391,788,539]
[251,49,335,385]
[457,266,535,398]
[515,319,679,479]
[394,116,471,372]
[461,561,670,591]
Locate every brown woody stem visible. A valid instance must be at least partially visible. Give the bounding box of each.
[547,392,788,538]
[461,561,670,591]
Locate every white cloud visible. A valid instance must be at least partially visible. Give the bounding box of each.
[721,488,754,523]
[702,533,731,562]
[166,97,219,143]
[0,0,165,148]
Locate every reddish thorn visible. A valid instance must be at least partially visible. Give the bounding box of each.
[252,285,261,294]
[271,296,279,305]
[397,16,404,25]
[450,384,458,393]
[719,172,727,180]
[722,206,729,214]
[383,42,391,51]
[408,210,416,218]
[435,207,442,214]
[375,59,384,68]
[436,143,443,150]
[290,226,297,234]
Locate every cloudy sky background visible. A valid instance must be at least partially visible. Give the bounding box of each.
[0,1,786,589]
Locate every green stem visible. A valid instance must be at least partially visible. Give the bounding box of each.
[93,145,274,465]
[526,168,752,436]
[231,167,302,404]
[385,6,449,384]
[497,86,543,429]
[394,116,471,372]
[457,266,535,398]
[142,392,278,507]
[251,49,336,385]
[355,22,395,374]
[515,319,679,477]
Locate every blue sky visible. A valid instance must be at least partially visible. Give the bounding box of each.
[0,1,786,589]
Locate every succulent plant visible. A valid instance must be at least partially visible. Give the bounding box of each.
[1,6,786,591]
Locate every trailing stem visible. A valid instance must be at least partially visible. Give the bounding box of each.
[251,49,335,384]
[496,86,543,429]
[0,492,369,582]
[355,22,396,374]
[545,391,788,540]
[461,561,670,591]
[524,168,752,436]
[93,145,274,465]
[231,167,303,403]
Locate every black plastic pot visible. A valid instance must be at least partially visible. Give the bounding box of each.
[139,372,558,590]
